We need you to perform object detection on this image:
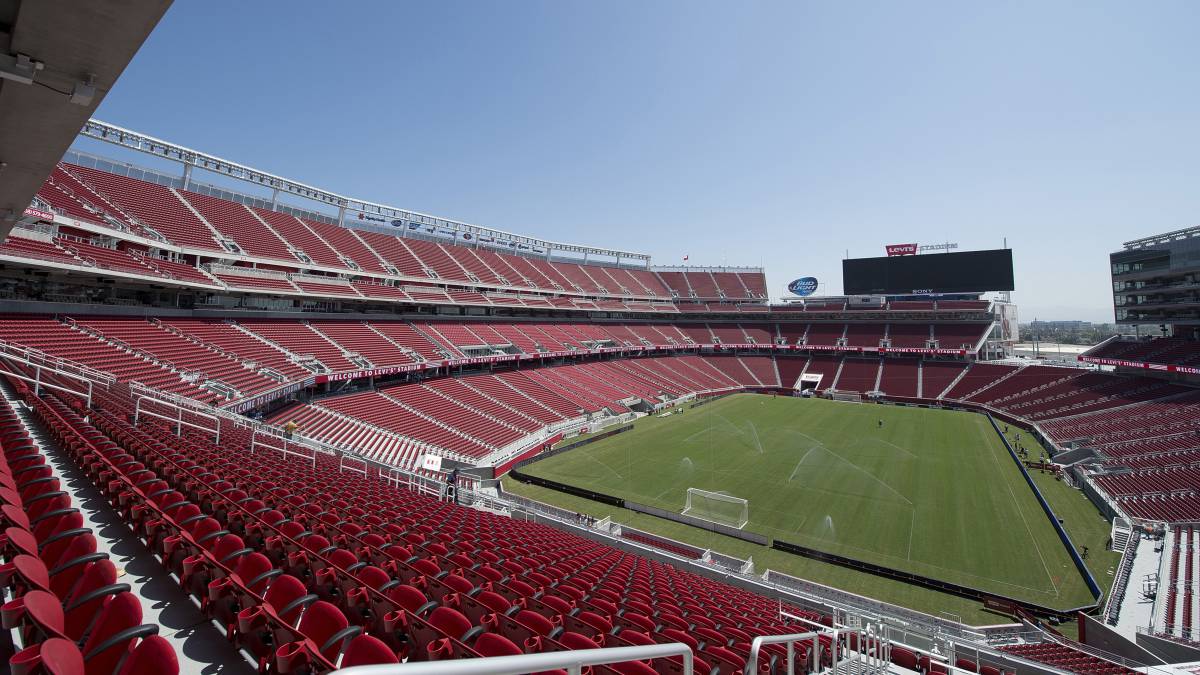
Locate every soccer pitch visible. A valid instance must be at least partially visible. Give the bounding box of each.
[515,394,1094,610]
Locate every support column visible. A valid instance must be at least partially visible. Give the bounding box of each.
[338,205,346,227]
[181,163,193,191]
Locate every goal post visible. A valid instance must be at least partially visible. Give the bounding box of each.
[682,488,749,529]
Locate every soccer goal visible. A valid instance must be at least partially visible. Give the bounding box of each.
[681,488,749,529]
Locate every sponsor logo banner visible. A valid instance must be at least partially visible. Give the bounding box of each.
[786,277,819,297]
[886,243,918,256]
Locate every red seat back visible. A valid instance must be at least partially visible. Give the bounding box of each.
[341,635,399,667]
[117,635,178,675]
[80,592,144,675]
[474,632,522,657]
[295,600,349,661]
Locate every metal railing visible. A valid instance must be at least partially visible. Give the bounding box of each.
[332,643,692,675]
[133,387,223,442]
[0,339,116,388]
[0,340,115,407]
[79,119,652,263]
[745,632,820,675]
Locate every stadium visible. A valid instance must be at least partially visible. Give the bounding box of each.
[0,3,1197,675]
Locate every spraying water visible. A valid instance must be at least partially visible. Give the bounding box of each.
[818,514,836,541]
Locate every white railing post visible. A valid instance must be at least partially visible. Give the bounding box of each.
[746,632,820,675]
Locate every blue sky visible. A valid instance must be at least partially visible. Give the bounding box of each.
[85,1,1200,322]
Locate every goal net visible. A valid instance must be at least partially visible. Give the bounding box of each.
[682,488,749,529]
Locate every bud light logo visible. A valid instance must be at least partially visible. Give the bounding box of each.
[788,277,818,297]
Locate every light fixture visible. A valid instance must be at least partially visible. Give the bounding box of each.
[70,74,97,106]
[0,53,43,85]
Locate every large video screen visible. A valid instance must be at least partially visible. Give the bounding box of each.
[842,249,1014,295]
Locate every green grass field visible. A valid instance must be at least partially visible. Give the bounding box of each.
[510,394,1097,616]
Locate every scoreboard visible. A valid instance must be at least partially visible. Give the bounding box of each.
[842,249,1014,295]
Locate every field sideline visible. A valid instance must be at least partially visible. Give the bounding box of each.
[508,394,1097,615]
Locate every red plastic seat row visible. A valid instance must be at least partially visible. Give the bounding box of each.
[0,382,175,675]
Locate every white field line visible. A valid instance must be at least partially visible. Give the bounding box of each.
[985,426,1060,596]
[745,420,765,454]
[874,437,918,458]
[907,507,917,560]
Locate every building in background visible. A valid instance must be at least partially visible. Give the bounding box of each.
[1110,226,1200,339]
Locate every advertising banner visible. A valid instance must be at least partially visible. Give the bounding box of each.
[1078,355,1200,374]
[786,277,819,297]
[886,243,918,256]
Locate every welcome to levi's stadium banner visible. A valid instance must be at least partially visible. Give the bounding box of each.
[1078,355,1200,375]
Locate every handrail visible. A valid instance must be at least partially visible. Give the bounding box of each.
[0,339,116,388]
[0,340,117,407]
[745,632,819,675]
[332,642,692,675]
[133,388,222,443]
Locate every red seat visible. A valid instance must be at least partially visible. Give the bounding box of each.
[386,584,435,616]
[274,600,360,674]
[340,634,399,667]
[410,606,473,661]
[474,632,523,657]
[62,559,126,641]
[80,592,158,675]
[891,646,918,670]
[461,589,511,625]
[117,635,178,675]
[14,637,83,675]
[235,574,317,667]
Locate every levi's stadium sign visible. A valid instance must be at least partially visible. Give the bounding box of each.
[787,277,819,297]
[886,243,918,256]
